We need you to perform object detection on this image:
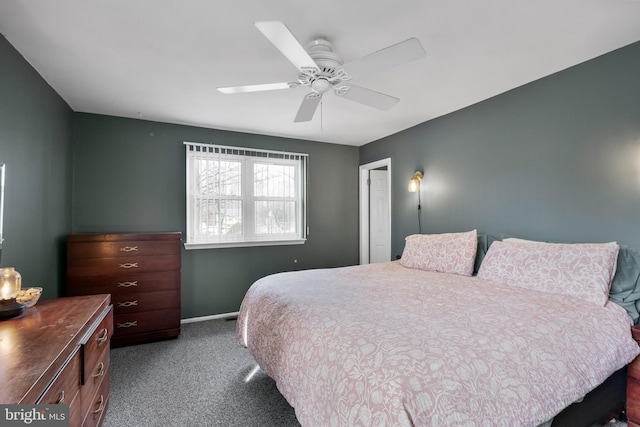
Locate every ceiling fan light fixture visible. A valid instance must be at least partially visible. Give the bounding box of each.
[311,78,331,93]
[218,21,426,123]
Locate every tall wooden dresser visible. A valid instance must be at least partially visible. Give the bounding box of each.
[66,232,181,347]
[0,295,113,427]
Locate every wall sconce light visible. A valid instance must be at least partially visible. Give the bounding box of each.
[408,171,423,192]
[0,267,24,320]
[408,171,423,233]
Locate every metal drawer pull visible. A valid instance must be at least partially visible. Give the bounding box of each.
[119,245,139,252]
[117,321,138,328]
[93,395,105,419]
[117,300,138,308]
[118,262,138,269]
[55,390,65,404]
[93,362,105,383]
[117,280,138,287]
[96,328,108,347]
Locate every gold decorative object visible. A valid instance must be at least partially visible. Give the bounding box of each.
[116,321,138,328]
[117,281,138,287]
[118,262,138,269]
[117,300,138,308]
[16,287,42,308]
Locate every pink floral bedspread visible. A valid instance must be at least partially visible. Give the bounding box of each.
[237,261,640,426]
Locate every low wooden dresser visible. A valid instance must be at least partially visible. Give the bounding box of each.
[627,324,640,426]
[66,232,181,347]
[0,295,113,427]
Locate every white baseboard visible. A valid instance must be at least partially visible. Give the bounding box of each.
[181,311,239,324]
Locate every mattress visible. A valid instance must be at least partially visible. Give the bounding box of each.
[237,261,640,426]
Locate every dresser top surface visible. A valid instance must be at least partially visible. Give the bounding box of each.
[0,294,110,403]
[68,232,181,243]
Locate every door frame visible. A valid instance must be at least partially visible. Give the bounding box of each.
[359,158,392,265]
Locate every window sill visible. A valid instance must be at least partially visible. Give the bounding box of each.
[184,239,306,250]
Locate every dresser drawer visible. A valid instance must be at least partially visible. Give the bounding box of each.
[38,347,81,405]
[68,239,180,260]
[114,309,180,336]
[113,288,180,314]
[83,349,109,403]
[630,356,640,381]
[80,350,109,425]
[67,255,180,277]
[67,271,180,295]
[82,306,113,385]
[82,374,109,427]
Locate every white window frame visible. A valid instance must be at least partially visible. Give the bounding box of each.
[184,142,308,250]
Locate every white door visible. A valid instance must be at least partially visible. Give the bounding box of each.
[369,169,390,263]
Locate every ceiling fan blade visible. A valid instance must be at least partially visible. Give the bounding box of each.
[217,82,295,94]
[340,38,426,80]
[336,84,399,110]
[294,93,322,122]
[254,21,319,74]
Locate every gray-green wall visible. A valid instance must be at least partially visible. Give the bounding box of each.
[1,31,359,317]
[4,29,640,318]
[360,41,640,258]
[0,35,73,299]
[72,114,360,318]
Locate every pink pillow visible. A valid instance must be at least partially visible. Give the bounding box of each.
[400,230,478,276]
[477,240,619,306]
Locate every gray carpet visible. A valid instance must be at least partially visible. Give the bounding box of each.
[104,318,629,427]
[103,318,300,427]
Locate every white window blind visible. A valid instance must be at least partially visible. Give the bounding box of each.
[184,142,308,249]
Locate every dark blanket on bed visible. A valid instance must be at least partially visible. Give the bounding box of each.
[609,245,640,324]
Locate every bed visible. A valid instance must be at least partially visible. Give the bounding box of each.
[237,231,640,426]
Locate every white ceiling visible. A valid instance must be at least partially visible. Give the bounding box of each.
[1,1,639,146]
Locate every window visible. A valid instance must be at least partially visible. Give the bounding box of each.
[184,142,308,249]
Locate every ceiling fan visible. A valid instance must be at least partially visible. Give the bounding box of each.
[217,21,426,123]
